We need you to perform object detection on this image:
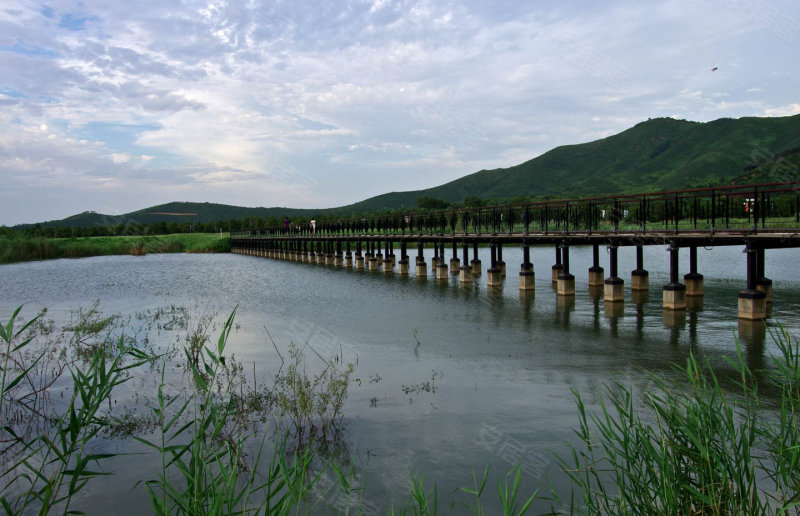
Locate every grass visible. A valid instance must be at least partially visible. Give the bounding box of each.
[0,233,231,264]
[2,303,800,515]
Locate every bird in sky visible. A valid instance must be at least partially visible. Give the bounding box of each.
[711,66,718,71]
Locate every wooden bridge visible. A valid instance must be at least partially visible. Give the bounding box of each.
[231,181,800,321]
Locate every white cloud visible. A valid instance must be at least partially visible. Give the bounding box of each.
[763,103,800,117]
[0,0,798,224]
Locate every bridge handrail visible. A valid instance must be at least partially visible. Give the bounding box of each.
[230,180,800,239]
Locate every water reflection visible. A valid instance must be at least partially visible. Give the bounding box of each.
[738,319,767,372]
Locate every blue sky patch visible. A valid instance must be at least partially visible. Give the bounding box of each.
[58,12,99,31]
[0,40,57,58]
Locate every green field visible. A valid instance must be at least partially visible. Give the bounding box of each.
[0,233,231,265]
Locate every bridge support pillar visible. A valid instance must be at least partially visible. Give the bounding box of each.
[497,243,506,276]
[471,242,482,275]
[684,246,704,296]
[755,247,773,303]
[631,245,649,291]
[604,244,624,303]
[416,242,427,278]
[588,243,604,286]
[552,246,563,282]
[663,243,686,310]
[487,243,502,286]
[739,245,767,320]
[519,244,535,291]
[450,241,460,274]
[460,243,472,283]
[557,242,575,296]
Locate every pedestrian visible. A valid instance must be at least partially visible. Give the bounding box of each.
[311,219,316,234]
[283,217,290,234]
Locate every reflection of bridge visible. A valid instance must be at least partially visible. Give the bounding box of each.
[231,181,800,321]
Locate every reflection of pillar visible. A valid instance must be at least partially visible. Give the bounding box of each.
[588,243,604,286]
[684,246,704,296]
[631,245,649,291]
[460,242,472,283]
[604,244,624,303]
[557,242,575,296]
[663,243,686,310]
[738,319,767,372]
[519,243,535,291]
[738,245,767,320]
[551,245,562,282]
[755,246,773,303]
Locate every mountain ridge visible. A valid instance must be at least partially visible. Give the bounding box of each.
[14,114,800,228]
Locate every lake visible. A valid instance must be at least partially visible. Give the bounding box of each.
[1,244,798,513]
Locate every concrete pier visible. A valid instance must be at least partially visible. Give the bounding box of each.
[604,244,624,303]
[631,245,649,291]
[588,243,604,286]
[551,246,562,282]
[739,245,767,320]
[460,243,472,283]
[471,242,482,275]
[684,246,704,296]
[556,242,575,296]
[416,242,427,277]
[663,244,686,311]
[519,244,535,291]
[487,243,502,287]
[497,243,506,276]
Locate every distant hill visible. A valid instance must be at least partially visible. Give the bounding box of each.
[16,114,800,228]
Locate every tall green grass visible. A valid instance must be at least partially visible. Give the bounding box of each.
[3,303,800,515]
[0,233,230,264]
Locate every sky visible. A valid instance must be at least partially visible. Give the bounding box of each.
[1,0,799,226]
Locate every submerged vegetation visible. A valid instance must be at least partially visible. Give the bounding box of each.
[1,302,800,514]
[0,233,230,264]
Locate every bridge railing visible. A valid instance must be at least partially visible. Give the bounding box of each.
[231,181,800,239]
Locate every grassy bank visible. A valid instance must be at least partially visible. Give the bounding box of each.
[0,233,230,264]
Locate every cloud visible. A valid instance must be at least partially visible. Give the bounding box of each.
[0,0,798,225]
[763,103,800,117]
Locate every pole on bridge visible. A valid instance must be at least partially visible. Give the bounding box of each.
[588,243,604,287]
[684,246,704,296]
[460,242,472,284]
[663,243,686,311]
[450,241,460,274]
[519,243,535,291]
[631,245,649,291]
[487,242,501,286]
[416,241,427,278]
[604,244,624,303]
[557,242,575,296]
[738,244,767,320]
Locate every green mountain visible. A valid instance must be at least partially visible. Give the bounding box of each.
[16,114,800,228]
